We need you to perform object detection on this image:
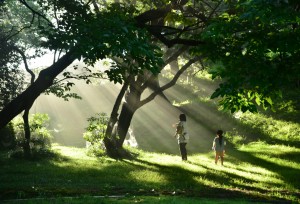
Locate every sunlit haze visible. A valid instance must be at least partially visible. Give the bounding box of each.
[30,61,236,154]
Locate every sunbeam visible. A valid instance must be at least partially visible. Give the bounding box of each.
[31,79,121,147]
[30,67,242,155]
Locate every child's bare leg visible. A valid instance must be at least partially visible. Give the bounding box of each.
[215,153,218,164]
[220,156,224,166]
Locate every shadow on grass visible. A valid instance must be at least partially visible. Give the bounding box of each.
[124,158,256,199]
[124,156,295,203]
[228,148,300,190]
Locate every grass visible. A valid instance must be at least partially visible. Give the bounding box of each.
[0,142,299,203]
[0,196,263,204]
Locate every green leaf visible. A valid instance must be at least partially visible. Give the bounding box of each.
[265,97,273,106]
[255,97,261,106]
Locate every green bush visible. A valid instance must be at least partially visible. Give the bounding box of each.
[9,113,53,158]
[83,113,109,156]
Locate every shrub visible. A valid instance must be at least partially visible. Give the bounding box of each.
[9,113,53,158]
[83,113,109,156]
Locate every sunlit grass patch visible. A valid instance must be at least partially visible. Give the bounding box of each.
[254,154,300,170]
[233,163,275,178]
[240,141,300,153]
[129,170,168,184]
[237,142,300,192]
[239,142,300,168]
[52,144,93,160]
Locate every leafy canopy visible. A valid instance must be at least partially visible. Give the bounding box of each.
[38,1,163,83]
[196,0,300,113]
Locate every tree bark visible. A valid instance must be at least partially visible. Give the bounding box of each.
[22,106,32,158]
[103,79,130,157]
[116,100,138,149]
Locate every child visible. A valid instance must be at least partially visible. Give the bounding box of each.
[174,114,189,161]
[212,130,226,165]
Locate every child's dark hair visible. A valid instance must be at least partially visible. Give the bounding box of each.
[217,130,223,146]
[179,114,186,121]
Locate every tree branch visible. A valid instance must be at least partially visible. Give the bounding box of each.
[19,0,53,27]
[12,46,35,84]
[139,56,201,107]
[135,1,206,47]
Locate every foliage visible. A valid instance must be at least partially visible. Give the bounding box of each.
[83,113,109,156]
[196,0,300,113]
[225,128,247,146]
[1,0,164,110]
[44,65,105,101]
[38,1,163,83]
[0,31,25,109]
[9,113,53,158]
[0,65,25,109]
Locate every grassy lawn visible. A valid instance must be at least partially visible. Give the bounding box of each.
[0,143,299,203]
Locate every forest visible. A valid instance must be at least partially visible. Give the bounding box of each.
[0,0,299,203]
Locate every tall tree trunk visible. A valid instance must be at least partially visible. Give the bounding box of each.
[15,47,35,158]
[104,101,137,158]
[104,79,130,157]
[22,106,32,158]
[115,82,141,149]
[0,50,76,132]
[116,102,137,149]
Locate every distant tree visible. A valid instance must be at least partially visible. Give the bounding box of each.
[0,6,27,110]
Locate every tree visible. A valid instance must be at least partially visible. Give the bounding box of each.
[0,0,164,131]
[0,6,26,110]
[196,0,300,113]
[0,1,39,155]
[101,0,223,156]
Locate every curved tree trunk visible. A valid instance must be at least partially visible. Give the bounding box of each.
[0,50,76,132]
[16,47,35,158]
[116,102,137,149]
[13,47,36,158]
[104,79,130,157]
[104,79,140,157]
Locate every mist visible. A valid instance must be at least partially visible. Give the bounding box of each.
[30,66,239,155]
